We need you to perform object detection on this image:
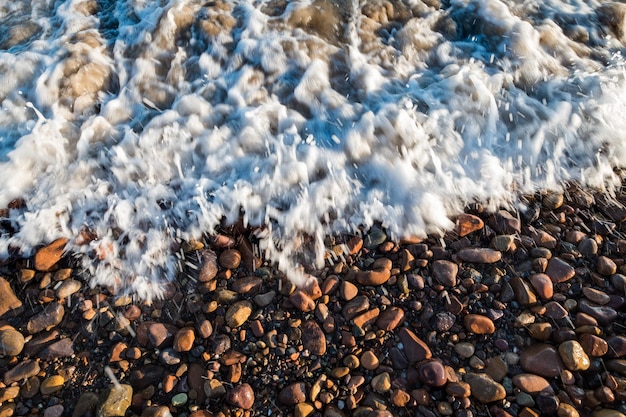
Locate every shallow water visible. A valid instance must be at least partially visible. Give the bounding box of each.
[1,0,626,298]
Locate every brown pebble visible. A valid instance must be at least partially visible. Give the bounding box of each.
[355,268,391,286]
[289,290,316,312]
[301,320,326,355]
[418,359,447,387]
[457,248,501,263]
[339,280,359,301]
[579,333,609,357]
[464,372,506,403]
[545,257,575,283]
[596,256,617,276]
[360,350,380,370]
[34,238,68,271]
[456,213,484,236]
[376,306,405,331]
[226,383,255,410]
[520,343,565,378]
[0,277,23,318]
[398,327,432,363]
[279,382,307,405]
[433,260,458,287]
[463,314,495,335]
[512,373,553,395]
[529,273,553,300]
[173,327,195,352]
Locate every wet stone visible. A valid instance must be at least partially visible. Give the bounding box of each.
[27,303,65,334]
[529,273,553,300]
[34,238,68,271]
[40,375,65,395]
[446,381,471,398]
[301,320,326,355]
[231,276,262,294]
[582,287,611,305]
[72,392,99,417]
[376,306,404,331]
[456,213,484,236]
[56,279,82,299]
[511,276,537,306]
[226,383,255,410]
[454,342,475,359]
[0,277,23,318]
[433,260,458,287]
[578,299,617,325]
[520,343,564,378]
[361,350,380,370]
[435,311,456,332]
[97,384,133,417]
[225,300,253,328]
[279,382,307,405]
[340,280,359,301]
[544,301,568,319]
[464,373,506,403]
[398,327,432,363]
[463,314,495,335]
[371,372,391,393]
[173,327,195,352]
[579,238,598,257]
[490,210,521,234]
[199,250,218,282]
[579,333,609,357]
[597,256,617,276]
[545,257,575,283]
[457,248,502,263]
[512,374,553,395]
[418,360,447,387]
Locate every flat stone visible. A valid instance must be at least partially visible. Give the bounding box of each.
[226,383,254,410]
[582,287,610,305]
[578,299,617,325]
[4,359,41,384]
[418,360,447,387]
[559,341,590,371]
[0,277,23,318]
[173,327,195,352]
[38,338,74,360]
[376,306,404,331]
[231,276,263,294]
[529,273,553,300]
[545,258,575,283]
[97,384,132,417]
[457,248,501,263]
[0,386,19,403]
[34,238,68,271]
[360,350,380,370]
[301,320,326,355]
[198,250,218,282]
[592,410,626,417]
[607,335,626,358]
[491,235,515,252]
[0,328,25,356]
[339,280,359,301]
[398,327,432,363]
[343,295,370,320]
[56,279,81,299]
[527,322,553,341]
[355,269,391,286]
[225,301,253,328]
[456,213,484,236]
[40,375,65,395]
[520,343,565,378]
[464,314,495,335]
[512,374,553,395]
[27,303,65,334]
[353,308,380,328]
[219,249,241,269]
[253,290,276,307]
[544,301,568,319]
[433,260,458,287]
[464,373,506,403]
[528,227,557,249]
[485,356,508,382]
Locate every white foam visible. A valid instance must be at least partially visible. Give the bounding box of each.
[1,0,626,298]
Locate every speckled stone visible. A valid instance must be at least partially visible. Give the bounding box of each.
[433,260,458,287]
[558,340,590,371]
[97,385,133,417]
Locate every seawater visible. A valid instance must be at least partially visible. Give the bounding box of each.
[1,0,626,298]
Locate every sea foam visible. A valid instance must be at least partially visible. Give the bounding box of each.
[1,0,626,298]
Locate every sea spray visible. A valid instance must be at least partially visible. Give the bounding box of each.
[1,0,626,298]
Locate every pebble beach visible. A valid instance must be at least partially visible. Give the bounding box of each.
[1,180,626,417]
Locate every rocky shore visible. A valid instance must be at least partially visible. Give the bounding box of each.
[1,181,626,417]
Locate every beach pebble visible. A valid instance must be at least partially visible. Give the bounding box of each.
[0,328,25,356]
[198,250,218,282]
[355,269,391,286]
[56,279,82,299]
[295,402,315,417]
[544,301,568,319]
[371,372,391,393]
[72,392,99,417]
[226,383,255,410]
[4,359,41,384]
[446,381,471,398]
[463,314,495,335]
[279,382,307,404]
[456,213,484,236]
[596,256,617,276]
[0,277,23,318]
[40,375,65,395]
[376,306,404,331]
[607,335,626,358]
[433,260,458,287]
[148,323,176,348]
[232,276,262,294]
[578,238,598,257]
[219,249,241,269]
[398,327,432,363]
[520,343,565,378]
[577,299,617,325]
[97,385,133,417]
[418,360,447,387]
[27,303,65,334]
[529,273,553,300]
[490,210,521,234]
[34,238,68,271]
[512,374,553,395]
[225,301,253,328]
[511,276,537,306]
[289,290,316,312]
[545,258,575,283]
[457,248,502,263]
[361,350,380,370]
[38,338,74,360]
[579,333,609,357]
[43,405,64,417]
[454,342,475,359]
[582,287,610,305]
[340,280,359,301]
[558,403,580,417]
[464,373,506,403]
[173,327,195,352]
[301,320,326,355]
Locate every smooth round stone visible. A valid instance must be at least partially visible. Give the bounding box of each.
[98,385,133,417]
[446,381,471,398]
[418,360,447,387]
[582,287,610,305]
[0,328,25,356]
[579,334,609,357]
[592,409,626,417]
[171,393,187,406]
[544,301,568,319]
[433,260,458,287]
[464,314,495,335]
[225,301,253,328]
[577,299,617,325]
[398,327,432,363]
[558,340,590,371]
[529,273,553,300]
[515,391,535,407]
[294,402,315,417]
[340,281,358,301]
[558,402,580,417]
[454,342,475,359]
[578,238,598,257]
[520,343,565,378]
[528,322,553,341]
[56,279,81,299]
[301,320,326,355]
[40,375,65,395]
[226,384,255,410]
[173,327,195,352]
[4,360,41,385]
[219,249,241,269]
[355,269,391,286]
[596,256,617,276]
[360,350,379,370]
[545,258,575,283]
[512,374,553,395]
[464,373,506,403]
[610,274,626,292]
[371,372,391,393]
[279,382,307,405]
[376,306,405,331]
